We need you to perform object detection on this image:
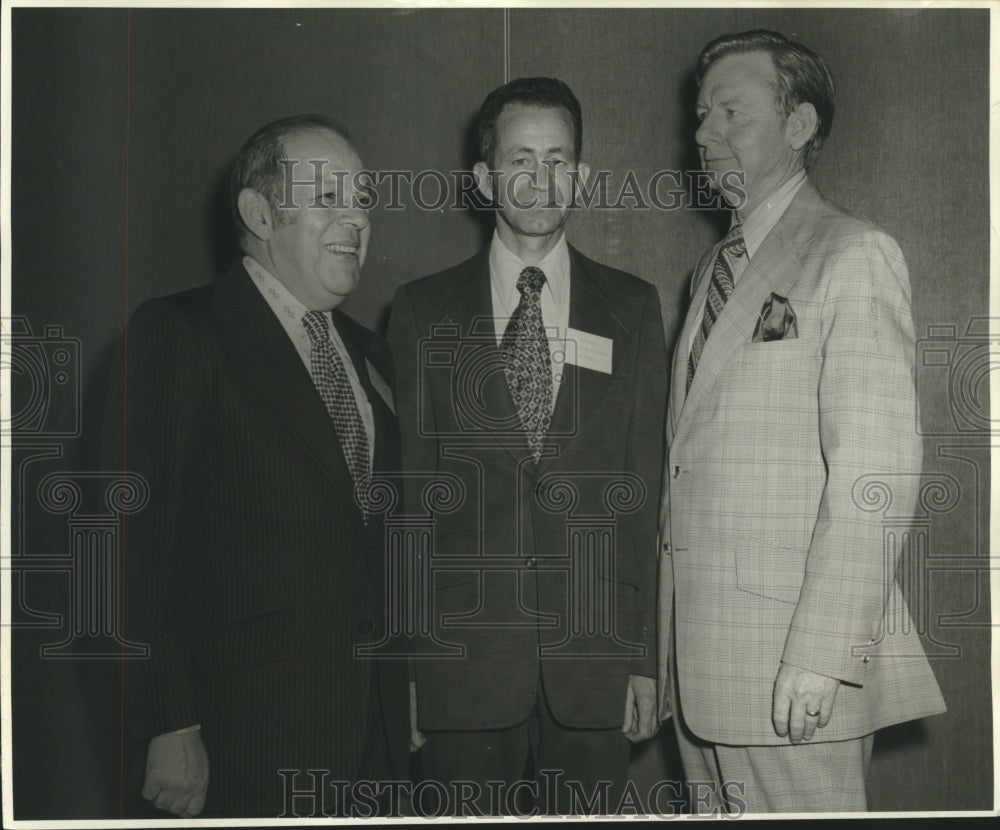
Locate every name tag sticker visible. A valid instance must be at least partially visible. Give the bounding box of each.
[365,359,395,415]
[565,328,613,375]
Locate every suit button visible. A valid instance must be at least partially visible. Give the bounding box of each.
[662,542,671,553]
[357,618,375,634]
[673,466,681,479]
[526,557,537,568]
[862,655,870,664]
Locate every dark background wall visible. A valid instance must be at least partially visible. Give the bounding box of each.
[8,7,991,817]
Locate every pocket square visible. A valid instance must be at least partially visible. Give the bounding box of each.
[752,293,798,342]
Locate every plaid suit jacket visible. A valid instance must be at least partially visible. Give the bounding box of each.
[657,179,945,745]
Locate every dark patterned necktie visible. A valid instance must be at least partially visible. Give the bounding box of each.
[302,311,370,515]
[500,266,553,463]
[687,223,747,391]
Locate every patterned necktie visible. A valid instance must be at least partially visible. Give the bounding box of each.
[687,223,747,391]
[500,266,553,463]
[302,311,370,514]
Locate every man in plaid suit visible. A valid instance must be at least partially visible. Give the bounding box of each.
[657,30,945,812]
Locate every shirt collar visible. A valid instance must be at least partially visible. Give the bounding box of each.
[243,255,314,323]
[738,169,808,259]
[489,229,570,313]
[243,253,342,353]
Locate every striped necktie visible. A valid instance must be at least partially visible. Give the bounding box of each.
[687,223,746,391]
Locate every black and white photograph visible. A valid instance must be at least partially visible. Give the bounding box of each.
[1,0,994,821]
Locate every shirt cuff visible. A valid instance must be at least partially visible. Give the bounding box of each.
[165,724,201,735]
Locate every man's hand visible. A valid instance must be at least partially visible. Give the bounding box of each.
[409,681,427,752]
[142,730,210,817]
[622,674,659,742]
[772,662,840,744]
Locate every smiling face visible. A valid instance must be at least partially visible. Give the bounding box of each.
[253,128,370,310]
[474,103,589,253]
[695,51,808,216]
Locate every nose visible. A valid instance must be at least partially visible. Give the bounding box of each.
[695,111,717,149]
[536,159,552,188]
[339,203,369,230]
[536,160,566,201]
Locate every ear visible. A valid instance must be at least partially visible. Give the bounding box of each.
[785,102,819,152]
[473,161,495,203]
[237,188,274,242]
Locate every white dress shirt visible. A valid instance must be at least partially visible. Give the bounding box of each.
[489,230,571,398]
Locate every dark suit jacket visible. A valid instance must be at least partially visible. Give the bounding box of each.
[102,261,409,817]
[387,244,667,732]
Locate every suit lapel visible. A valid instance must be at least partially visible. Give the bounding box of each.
[669,247,715,440]
[333,311,398,545]
[674,181,822,443]
[435,249,525,465]
[212,263,361,517]
[540,246,629,472]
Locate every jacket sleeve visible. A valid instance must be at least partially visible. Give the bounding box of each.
[626,281,669,678]
[101,300,208,738]
[781,229,922,685]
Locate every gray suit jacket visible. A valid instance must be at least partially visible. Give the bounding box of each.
[658,180,946,744]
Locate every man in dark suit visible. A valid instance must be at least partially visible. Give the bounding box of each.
[102,115,409,818]
[387,78,667,815]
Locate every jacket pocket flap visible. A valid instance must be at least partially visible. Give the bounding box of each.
[734,536,804,604]
[193,607,294,675]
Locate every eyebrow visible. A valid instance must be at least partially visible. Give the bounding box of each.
[697,94,743,109]
[507,144,570,155]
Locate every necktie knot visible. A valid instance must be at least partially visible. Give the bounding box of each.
[517,266,546,298]
[302,310,331,347]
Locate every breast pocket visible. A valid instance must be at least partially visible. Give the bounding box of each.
[731,340,821,415]
[740,338,818,364]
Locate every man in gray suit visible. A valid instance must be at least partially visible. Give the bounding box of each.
[658,30,945,813]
